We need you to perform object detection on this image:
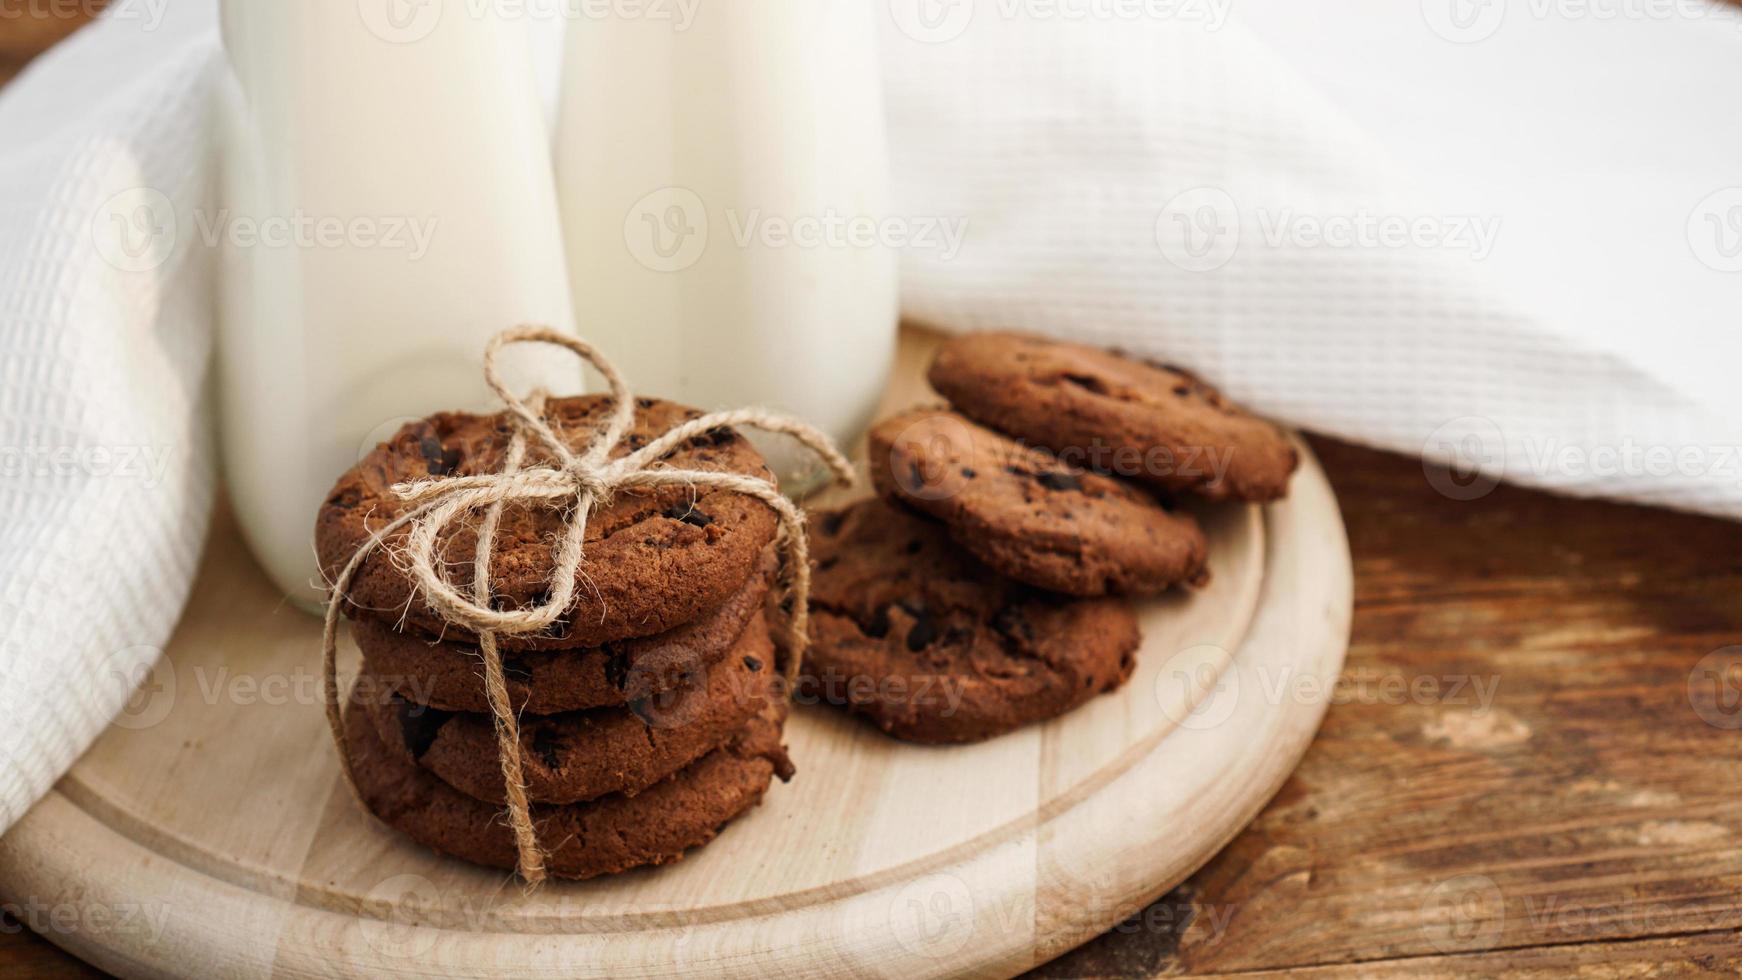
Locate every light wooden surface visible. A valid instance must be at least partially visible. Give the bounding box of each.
[0,330,1351,978]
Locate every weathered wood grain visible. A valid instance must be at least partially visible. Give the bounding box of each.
[0,911,105,978]
[0,0,101,62]
[1034,436,1742,977]
[1182,932,1742,978]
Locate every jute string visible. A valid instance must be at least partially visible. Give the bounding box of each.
[321,325,854,884]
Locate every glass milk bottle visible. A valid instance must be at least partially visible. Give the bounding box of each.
[554,0,899,486]
[216,2,581,609]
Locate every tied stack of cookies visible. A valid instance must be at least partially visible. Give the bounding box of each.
[314,331,849,880]
[801,333,1299,743]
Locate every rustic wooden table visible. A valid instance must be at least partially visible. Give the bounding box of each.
[1039,437,1742,977]
[7,435,1738,977]
[2,12,1740,978]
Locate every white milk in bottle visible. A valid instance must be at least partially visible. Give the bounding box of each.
[216,2,581,609]
[554,0,899,485]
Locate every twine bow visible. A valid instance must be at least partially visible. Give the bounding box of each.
[322,325,854,884]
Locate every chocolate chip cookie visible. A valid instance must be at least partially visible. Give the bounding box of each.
[316,395,779,649]
[928,332,1298,502]
[354,550,773,714]
[363,613,778,804]
[869,408,1208,596]
[343,693,794,880]
[800,498,1141,743]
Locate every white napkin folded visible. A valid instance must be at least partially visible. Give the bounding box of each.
[1,0,1738,834]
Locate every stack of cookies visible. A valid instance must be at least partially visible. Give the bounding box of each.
[801,333,1297,743]
[316,395,795,879]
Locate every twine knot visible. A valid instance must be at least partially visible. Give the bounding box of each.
[565,465,616,507]
[322,325,854,885]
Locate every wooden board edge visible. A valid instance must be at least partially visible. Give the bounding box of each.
[0,437,1351,980]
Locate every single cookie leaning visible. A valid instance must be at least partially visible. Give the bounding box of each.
[869,409,1208,596]
[354,549,773,714]
[316,394,779,650]
[363,613,779,804]
[343,692,794,880]
[801,498,1141,743]
[928,332,1298,502]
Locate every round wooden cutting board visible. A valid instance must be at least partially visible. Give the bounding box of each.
[0,333,1352,979]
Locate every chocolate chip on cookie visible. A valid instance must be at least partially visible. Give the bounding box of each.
[363,613,779,804]
[316,394,779,649]
[801,498,1141,743]
[354,549,774,714]
[869,408,1208,596]
[343,691,794,880]
[928,332,1297,502]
